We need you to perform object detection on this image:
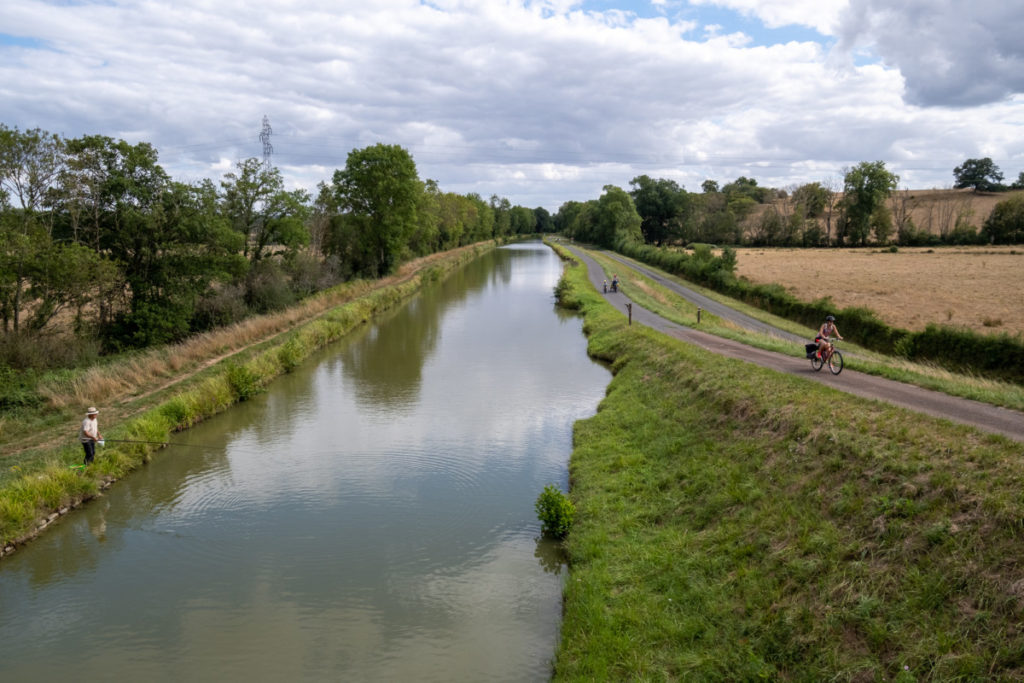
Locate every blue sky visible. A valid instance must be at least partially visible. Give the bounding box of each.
[2,0,1022,210]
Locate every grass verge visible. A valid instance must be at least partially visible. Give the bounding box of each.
[551,245,1024,681]
[0,243,492,552]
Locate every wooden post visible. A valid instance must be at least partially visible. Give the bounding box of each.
[697,307,701,323]
[626,302,632,325]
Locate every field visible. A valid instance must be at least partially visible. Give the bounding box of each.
[733,245,1024,336]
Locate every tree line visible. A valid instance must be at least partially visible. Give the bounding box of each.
[554,158,1024,250]
[0,124,553,373]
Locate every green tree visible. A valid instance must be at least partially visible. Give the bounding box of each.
[509,205,536,234]
[981,194,1024,244]
[953,157,1004,193]
[629,175,690,246]
[331,144,422,277]
[594,185,643,248]
[0,125,66,332]
[840,161,899,246]
[534,207,554,233]
[220,158,309,265]
[701,179,719,194]
[791,182,831,219]
[490,195,512,239]
[95,141,244,348]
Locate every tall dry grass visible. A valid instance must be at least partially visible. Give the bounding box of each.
[35,249,465,411]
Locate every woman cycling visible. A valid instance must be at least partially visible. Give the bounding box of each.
[815,315,843,358]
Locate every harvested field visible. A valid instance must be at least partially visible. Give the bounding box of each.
[733,246,1024,336]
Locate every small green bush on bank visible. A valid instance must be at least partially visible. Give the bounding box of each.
[536,484,576,538]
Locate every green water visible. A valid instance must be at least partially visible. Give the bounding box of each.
[0,243,610,681]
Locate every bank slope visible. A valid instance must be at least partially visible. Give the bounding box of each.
[552,248,1024,681]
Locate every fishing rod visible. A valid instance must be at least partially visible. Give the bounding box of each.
[100,439,221,449]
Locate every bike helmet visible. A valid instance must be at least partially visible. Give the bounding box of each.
[826,315,835,321]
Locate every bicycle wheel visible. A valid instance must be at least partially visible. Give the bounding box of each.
[828,350,844,375]
[810,355,824,372]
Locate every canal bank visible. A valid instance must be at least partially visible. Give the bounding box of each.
[1,242,495,556]
[0,241,611,681]
[549,242,1024,680]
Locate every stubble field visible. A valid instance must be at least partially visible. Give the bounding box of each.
[733,246,1024,336]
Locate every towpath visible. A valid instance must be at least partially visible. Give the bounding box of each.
[564,245,1024,443]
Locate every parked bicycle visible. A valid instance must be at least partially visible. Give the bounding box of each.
[810,338,843,375]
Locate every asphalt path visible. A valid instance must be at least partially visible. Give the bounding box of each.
[564,244,1024,443]
[597,250,808,344]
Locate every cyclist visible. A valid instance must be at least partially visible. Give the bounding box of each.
[815,315,843,359]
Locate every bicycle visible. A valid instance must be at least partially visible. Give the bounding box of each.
[810,338,843,375]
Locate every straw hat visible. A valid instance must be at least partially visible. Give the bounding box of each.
[86,407,99,415]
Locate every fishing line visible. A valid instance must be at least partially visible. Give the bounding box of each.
[101,439,222,449]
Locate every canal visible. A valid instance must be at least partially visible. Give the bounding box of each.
[0,242,610,681]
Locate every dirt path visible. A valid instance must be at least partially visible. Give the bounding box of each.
[565,245,1024,443]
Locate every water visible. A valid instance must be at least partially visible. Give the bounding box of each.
[0,242,610,681]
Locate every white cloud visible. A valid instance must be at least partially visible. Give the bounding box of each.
[0,0,1021,210]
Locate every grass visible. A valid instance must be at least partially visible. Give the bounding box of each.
[0,243,493,549]
[582,247,1024,412]
[549,246,1024,680]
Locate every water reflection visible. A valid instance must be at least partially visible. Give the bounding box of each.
[0,242,609,681]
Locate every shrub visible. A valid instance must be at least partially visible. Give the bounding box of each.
[536,484,576,539]
[277,337,306,373]
[225,361,262,401]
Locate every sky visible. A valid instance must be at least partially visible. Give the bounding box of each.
[2,0,1023,211]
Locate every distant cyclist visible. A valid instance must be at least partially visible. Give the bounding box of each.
[815,315,843,358]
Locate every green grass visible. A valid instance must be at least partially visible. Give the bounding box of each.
[581,247,1024,412]
[550,246,1024,680]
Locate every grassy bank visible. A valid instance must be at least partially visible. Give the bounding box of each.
[551,246,1024,680]
[0,242,493,552]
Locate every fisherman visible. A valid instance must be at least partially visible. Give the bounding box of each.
[79,407,103,466]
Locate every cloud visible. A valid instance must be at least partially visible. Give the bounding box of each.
[1,0,1022,210]
[835,0,1024,107]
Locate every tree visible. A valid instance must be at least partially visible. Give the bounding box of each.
[220,158,309,265]
[331,144,422,277]
[981,195,1024,244]
[791,182,830,219]
[594,185,642,248]
[0,125,66,332]
[701,179,719,194]
[629,175,690,246]
[509,205,536,234]
[95,141,245,348]
[533,207,554,233]
[840,161,899,246]
[953,157,1004,193]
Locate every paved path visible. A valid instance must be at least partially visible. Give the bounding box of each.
[597,250,808,344]
[565,245,1024,443]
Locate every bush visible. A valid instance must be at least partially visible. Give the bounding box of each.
[225,361,262,401]
[536,484,575,539]
[193,283,247,332]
